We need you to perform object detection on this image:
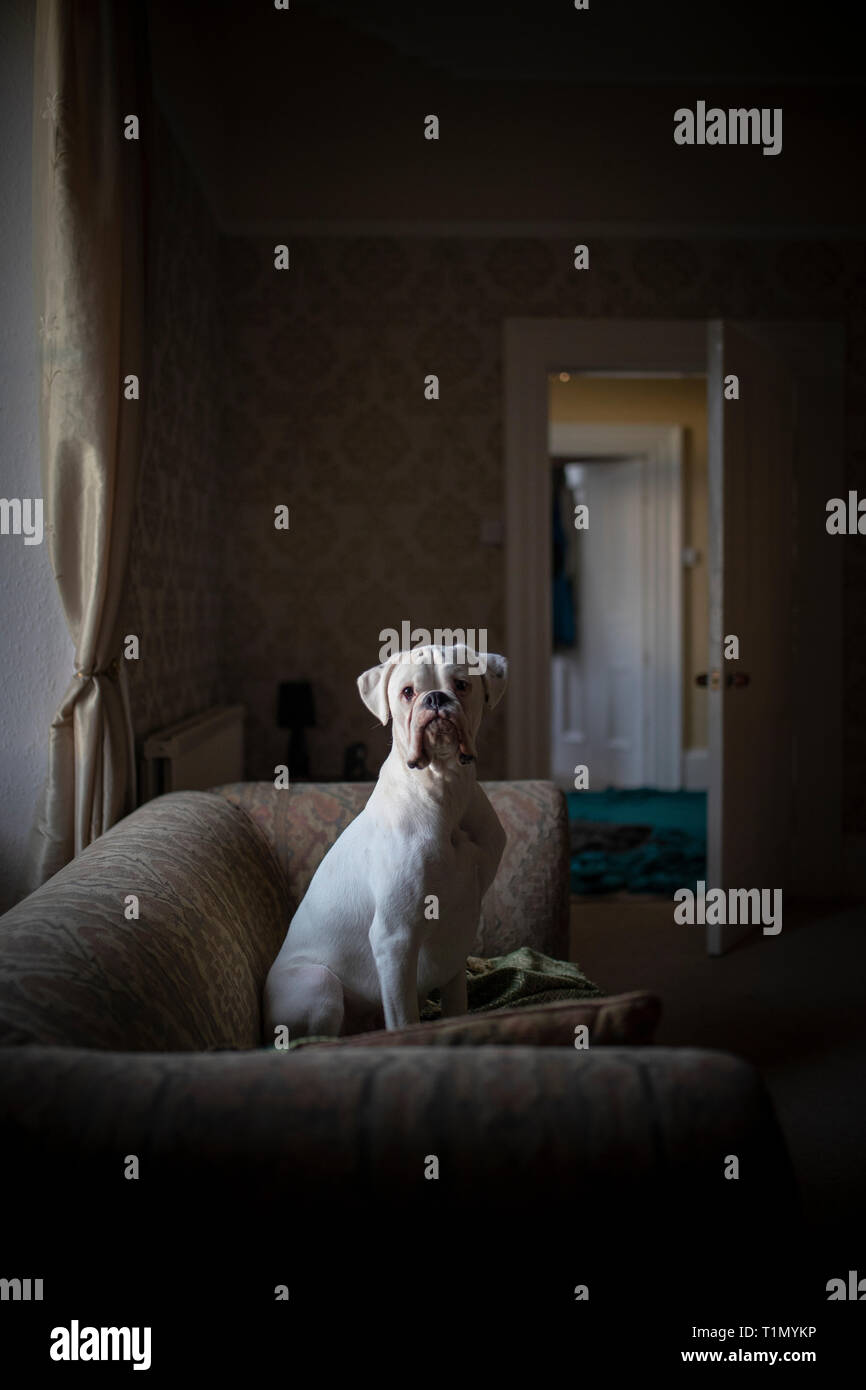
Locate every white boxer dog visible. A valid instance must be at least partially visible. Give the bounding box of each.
[263,644,507,1041]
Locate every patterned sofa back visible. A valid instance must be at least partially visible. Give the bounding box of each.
[212,780,570,960]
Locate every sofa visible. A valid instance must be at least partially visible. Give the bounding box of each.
[0,780,799,1317]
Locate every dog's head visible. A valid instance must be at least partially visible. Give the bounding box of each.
[357,644,507,770]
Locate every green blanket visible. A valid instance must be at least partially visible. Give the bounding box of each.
[421,946,603,1019]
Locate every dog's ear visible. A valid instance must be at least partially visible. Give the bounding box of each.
[480,653,508,710]
[357,660,393,725]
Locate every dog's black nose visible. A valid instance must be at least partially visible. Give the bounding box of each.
[422,690,451,711]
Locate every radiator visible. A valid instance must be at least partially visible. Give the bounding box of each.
[141,704,245,801]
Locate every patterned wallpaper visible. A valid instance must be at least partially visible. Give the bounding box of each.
[124,106,228,748]
[128,112,866,828]
[219,234,866,827]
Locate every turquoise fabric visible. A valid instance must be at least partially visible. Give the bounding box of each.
[567,788,706,895]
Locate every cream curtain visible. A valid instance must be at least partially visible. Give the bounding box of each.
[27,0,149,887]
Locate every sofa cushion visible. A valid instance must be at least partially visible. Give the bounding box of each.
[285,990,661,1051]
[0,792,290,1051]
[212,779,570,958]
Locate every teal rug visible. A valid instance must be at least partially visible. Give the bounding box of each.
[567,788,706,895]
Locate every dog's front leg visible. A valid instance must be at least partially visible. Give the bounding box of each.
[369,909,421,1030]
[439,969,468,1020]
[460,785,507,897]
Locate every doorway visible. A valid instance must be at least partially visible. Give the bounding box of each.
[504,317,844,953]
[549,390,706,903]
[552,454,650,790]
[549,416,688,793]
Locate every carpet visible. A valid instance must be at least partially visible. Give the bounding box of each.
[567,788,706,895]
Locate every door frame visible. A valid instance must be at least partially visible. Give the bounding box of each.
[504,318,705,780]
[549,423,684,789]
[504,315,845,916]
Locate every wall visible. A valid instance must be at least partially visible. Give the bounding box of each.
[0,0,75,912]
[548,376,709,757]
[218,233,865,833]
[220,237,510,782]
[123,104,228,748]
[146,1,865,235]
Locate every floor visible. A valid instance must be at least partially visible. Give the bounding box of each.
[570,895,866,1250]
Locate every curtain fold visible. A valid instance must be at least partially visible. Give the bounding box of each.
[27,0,149,888]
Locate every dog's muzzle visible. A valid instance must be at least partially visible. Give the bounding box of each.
[407,692,476,769]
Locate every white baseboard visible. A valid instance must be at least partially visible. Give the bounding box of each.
[683,747,709,791]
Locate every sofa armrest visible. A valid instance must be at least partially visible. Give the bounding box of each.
[0,792,289,1050]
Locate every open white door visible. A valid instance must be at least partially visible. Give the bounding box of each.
[706,321,795,954]
[551,459,647,789]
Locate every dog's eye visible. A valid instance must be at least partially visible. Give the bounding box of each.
[454,679,469,693]
[401,686,414,700]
